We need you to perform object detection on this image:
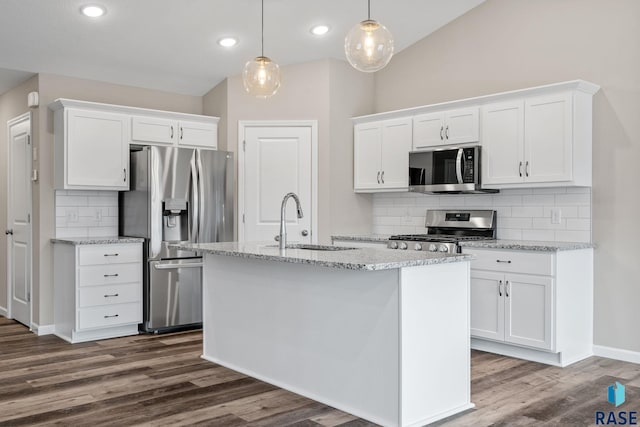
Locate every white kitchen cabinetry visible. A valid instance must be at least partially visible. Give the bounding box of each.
[354,117,411,192]
[412,107,479,149]
[482,90,593,188]
[54,242,143,343]
[131,116,218,149]
[463,247,593,367]
[52,106,129,190]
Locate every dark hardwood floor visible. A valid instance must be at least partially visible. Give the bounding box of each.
[1,317,638,426]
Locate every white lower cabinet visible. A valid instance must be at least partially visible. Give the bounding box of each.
[54,242,143,343]
[463,247,593,367]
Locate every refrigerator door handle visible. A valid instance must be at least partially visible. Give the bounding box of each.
[190,154,200,243]
[196,151,206,243]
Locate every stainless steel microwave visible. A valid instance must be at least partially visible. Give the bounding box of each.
[408,146,497,194]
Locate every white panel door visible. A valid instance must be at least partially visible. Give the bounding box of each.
[7,114,32,326]
[66,109,129,189]
[505,273,553,350]
[481,100,525,185]
[445,107,479,144]
[244,126,313,244]
[381,118,412,190]
[524,93,573,183]
[412,112,445,149]
[470,270,504,341]
[354,122,382,190]
[131,116,176,145]
[177,120,218,149]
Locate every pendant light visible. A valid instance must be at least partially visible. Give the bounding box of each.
[344,0,394,73]
[242,0,281,98]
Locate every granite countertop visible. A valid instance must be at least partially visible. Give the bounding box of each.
[51,236,145,245]
[331,234,391,243]
[172,242,473,271]
[459,239,594,252]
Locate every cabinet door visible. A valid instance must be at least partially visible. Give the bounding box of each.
[131,116,176,145]
[381,118,412,190]
[470,270,505,341]
[66,109,129,190]
[504,274,553,350]
[177,120,218,149]
[354,122,383,191]
[481,101,525,185]
[524,93,573,183]
[412,112,445,149]
[444,107,479,144]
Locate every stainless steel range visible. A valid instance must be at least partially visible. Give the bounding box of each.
[388,209,496,253]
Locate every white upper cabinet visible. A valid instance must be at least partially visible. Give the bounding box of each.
[53,107,129,190]
[412,107,479,150]
[354,117,411,192]
[481,100,525,185]
[131,116,218,149]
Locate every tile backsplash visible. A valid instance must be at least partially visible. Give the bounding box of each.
[55,190,119,238]
[372,187,591,243]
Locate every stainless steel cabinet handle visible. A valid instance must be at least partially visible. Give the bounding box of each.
[123,168,126,182]
[5,229,13,235]
[525,161,530,177]
[180,127,184,140]
[445,125,449,140]
[505,281,510,297]
[153,262,203,270]
[170,125,174,139]
[104,293,119,298]
[496,259,512,264]
[440,126,444,140]
[103,273,119,278]
[104,314,119,318]
[103,253,119,257]
[498,280,503,297]
[519,161,523,177]
[377,171,381,184]
[301,230,309,237]
[381,171,385,184]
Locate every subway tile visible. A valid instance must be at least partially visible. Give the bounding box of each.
[554,230,591,243]
[532,218,566,230]
[579,206,592,218]
[56,195,88,206]
[494,207,512,218]
[512,206,544,218]
[521,229,556,241]
[543,206,579,218]
[533,187,566,194]
[88,227,119,237]
[462,194,495,207]
[522,195,555,206]
[565,187,591,194]
[496,229,523,240]
[88,196,118,207]
[108,207,120,217]
[500,217,533,229]
[55,217,67,227]
[499,188,534,195]
[566,218,591,231]
[491,195,523,207]
[555,193,591,205]
[56,228,89,238]
[99,217,118,227]
[438,195,466,207]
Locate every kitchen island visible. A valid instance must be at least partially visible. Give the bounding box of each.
[174,242,474,427]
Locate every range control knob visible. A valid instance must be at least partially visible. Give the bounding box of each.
[399,242,408,250]
[428,244,438,252]
[414,243,423,251]
[438,245,449,253]
[389,241,398,249]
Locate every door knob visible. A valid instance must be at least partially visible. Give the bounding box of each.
[5,229,13,235]
[301,230,309,237]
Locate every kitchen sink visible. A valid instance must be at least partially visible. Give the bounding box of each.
[268,244,358,251]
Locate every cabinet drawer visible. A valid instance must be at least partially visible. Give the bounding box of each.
[79,263,141,287]
[78,303,141,330]
[464,248,554,276]
[79,283,141,308]
[78,244,141,266]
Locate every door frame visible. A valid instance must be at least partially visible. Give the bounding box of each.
[238,120,318,244]
[5,111,33,325]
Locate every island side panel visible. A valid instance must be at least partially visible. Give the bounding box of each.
[203,255,401,426]
[399,261,473,427]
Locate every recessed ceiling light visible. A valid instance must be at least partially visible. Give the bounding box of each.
[218,37,238,48]
[80,5,106,18]
[310,25,330,36]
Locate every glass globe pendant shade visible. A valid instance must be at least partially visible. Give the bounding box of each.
[344,19,394,73]
[242,56,281,98]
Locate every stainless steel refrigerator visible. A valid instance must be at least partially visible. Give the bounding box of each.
[119,145,234,333]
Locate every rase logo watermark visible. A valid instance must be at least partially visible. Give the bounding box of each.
[596,382,637,425]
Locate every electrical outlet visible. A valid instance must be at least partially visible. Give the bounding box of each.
[551,208,562,224]
[66,209,78,223]
[402,209,412,224]
[95,209,102,221]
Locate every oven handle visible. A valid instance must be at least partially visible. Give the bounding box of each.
[153,261,203,270]
[456,149,464,184]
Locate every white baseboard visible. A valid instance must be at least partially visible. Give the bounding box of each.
[593,345,640,364]
[0,306,7,318]
[32,323,55,336]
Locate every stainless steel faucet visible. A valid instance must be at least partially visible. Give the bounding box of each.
[279,192,303,249]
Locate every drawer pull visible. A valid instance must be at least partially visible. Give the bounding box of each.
[104,293,119,298]
[104,314,119,319]
[496,259,512,264]
[103,253,119,257]
[103,274,119,278]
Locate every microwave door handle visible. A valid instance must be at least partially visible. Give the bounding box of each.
[456,149,464,184]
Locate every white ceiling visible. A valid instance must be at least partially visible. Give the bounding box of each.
[0,0,484,96]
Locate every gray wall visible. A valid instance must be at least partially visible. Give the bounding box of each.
[374,0,640,352]
[205,59,374,244]
[0,75,38,313]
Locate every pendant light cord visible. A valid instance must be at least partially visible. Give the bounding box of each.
[367,0,371,20]
[261,0,264,57]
